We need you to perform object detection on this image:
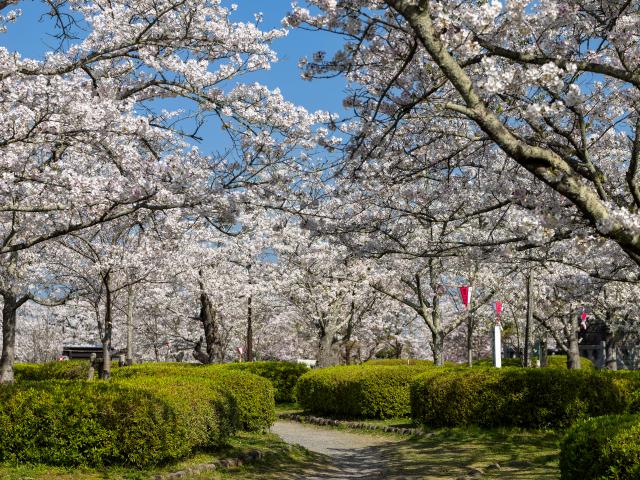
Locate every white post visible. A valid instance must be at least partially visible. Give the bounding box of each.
[493,325,502,368]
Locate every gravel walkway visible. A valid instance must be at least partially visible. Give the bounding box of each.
[271,420,399,479]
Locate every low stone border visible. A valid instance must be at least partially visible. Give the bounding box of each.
[153,450,264,479]
[278,412,423,436]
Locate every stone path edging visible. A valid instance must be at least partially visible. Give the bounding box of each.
[277,412,423,436]
[153,450,264,479]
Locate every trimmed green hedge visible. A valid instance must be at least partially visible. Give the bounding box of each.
[560,415,640,480]
[0,379,234,467]
[472,355,594,370]
[606,370,640,414]
[296,365,430,418]
[473,357,523,368]
[365,359,434,367]
[221,361,309,403]
[14,361,89,381]
[545,355,595,370]
[111,363,275,431]
[411,368,626,429]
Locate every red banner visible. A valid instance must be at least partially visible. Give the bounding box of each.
[494,301,503,315]
[459,286,471,307]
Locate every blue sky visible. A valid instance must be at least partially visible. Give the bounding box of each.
[1,0,347,114]
[1,1,348,156]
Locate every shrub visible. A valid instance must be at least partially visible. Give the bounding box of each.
[472,355,594,369]
[14,361,89,381]
[205,369,275,431]
[473,357,523,368]
[221,361,309,403]
[560,415,640,480]
[411,368,626,429]
[112,362,275,431]
[296,365,431,418]
[365,359,434,367]
[605,370,640,413]
[0,379,234,467]
[12,363,42,381]
[545,355,594,370]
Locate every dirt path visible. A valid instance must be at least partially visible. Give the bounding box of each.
[271,420,399,479]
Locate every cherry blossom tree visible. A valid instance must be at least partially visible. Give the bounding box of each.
[291,0,640,265]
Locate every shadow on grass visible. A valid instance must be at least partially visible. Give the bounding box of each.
[248,427,560,480]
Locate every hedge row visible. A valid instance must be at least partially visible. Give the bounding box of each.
[221,361,309,403]
[364,359,434,366]
[14,361,89,381]
[16,361,277,432]
[411,368,626,429]
[473,355,595,370]
[111,363,275,432]
[295,365,431,418]
[560,414,640,480]
[0,379,234,467]
[16,360,304,404]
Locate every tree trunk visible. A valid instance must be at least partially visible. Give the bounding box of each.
[126,285,135,366]
[539,337,548,367]
[567,313,582,370]
[245,295,253,362]
[101,272,113,380]
[524,269,534,367]
[193,286,221,364]
[317,326,339,367]
[393,339,402,359]
[605,330,618,371]
[0,292,17,384]
[432,331,445,367]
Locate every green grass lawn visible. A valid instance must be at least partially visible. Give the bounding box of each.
[0,422,561,480]
[383,427,561,479]
[0,432,326,480]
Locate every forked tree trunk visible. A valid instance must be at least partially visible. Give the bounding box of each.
[432,331,445,367]
[317,326,339,367]
[193,276,222,364]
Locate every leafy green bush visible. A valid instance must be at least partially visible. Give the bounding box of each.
[0,379,234,467]
[472,355,594,370]
[112,362,275,431]
[473,357,523,368]
[411,368,626,429]
[221,361,309,403]
[605,370,640,413]
[560,415,640,480]
[14,361,89,381]
[296,365,431,418]
[365,359,434,367]
[545,355,595,370]
[12,363,42,381]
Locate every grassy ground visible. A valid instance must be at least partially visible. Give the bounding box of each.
[0,432,326,480]
[274,403,561,478]
[0,415,561,479]
[382,427,560,479]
